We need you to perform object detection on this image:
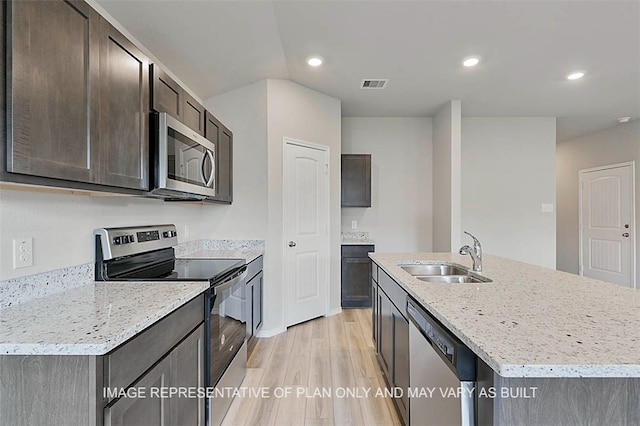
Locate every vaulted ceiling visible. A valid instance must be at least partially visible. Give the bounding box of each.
[96,0,640,141]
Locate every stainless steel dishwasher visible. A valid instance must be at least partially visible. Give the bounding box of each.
[407,298,476,426]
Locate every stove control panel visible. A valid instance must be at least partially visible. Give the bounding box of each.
[95,224,178,260]
[113,234,135,245]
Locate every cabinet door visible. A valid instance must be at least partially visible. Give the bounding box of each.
[341,257,372,308]
[98,18,149,190]
[105,357,170,426]
[182,93,205,136]
[7,0,99,183]
[204,111,233,204]
[393,309,410,424]
[378,290,393,380]
[151,64,183,121]
[341,154,371,207]
[170,324,205,426]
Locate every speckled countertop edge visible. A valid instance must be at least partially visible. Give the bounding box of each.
[370,252,640,378]
[0,281,209,356]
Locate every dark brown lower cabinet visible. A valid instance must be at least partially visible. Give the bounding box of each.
[374,264,409,425]
[245,256,264,357]
[341,244,375,308]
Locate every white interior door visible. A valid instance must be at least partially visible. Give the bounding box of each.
[283,139,329,327]
[580,163,635,287]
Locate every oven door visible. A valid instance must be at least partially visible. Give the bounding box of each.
[155,112,216,198]
[208,272,247,386]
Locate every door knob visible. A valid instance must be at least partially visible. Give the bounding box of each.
[288,241,297,247]
[623,233,630,237]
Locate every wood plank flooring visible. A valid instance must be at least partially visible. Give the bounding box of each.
[222,309,402,426]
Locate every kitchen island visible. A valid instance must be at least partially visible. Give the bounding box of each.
[370,252,640,425]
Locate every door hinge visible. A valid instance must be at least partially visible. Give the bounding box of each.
[325,164,328,175]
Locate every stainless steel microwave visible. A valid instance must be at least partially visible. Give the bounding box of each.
[150,112,216,200]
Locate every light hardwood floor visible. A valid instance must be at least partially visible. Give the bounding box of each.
[221,309,402,426]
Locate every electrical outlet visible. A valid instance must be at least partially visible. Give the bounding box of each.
[351,220,358,230]
[13,238,33,269]
[183,225,190,239]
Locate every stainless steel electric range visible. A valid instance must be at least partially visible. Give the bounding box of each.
[94,224,248,426]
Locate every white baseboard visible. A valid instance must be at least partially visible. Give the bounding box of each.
[255,326,286,338]
[326,307,342,317]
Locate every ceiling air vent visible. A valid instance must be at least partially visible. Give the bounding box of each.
[360,79,388,89]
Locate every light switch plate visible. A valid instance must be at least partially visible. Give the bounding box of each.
[351,221,358,230]
[13,238,33,269]
[541,203,554,213]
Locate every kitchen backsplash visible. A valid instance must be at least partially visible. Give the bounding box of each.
[0,239,265,310]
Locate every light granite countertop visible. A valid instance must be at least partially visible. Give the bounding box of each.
[0,281,209,356]
[370,252,640,378]
[341,238,376,245]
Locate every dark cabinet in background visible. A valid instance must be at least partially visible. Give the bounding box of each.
[205,111,233,204]
[341,154,371,207]
[182,93,206,136]
[4,0,149,192]
[341,244,375,308]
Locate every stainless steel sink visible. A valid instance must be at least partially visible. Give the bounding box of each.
[401,264,468,276]
[400,262,492,283]
[417,275,491,284]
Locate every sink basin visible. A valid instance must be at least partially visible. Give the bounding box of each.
[400,262,492,283]
[401,264,468,276]
[417,275,491,284]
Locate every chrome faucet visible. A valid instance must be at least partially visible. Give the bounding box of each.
[459,231,482,272]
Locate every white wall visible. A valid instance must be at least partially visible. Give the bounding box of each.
[264,80,342,333]
[341,117,433,252]
[556,119,640,281]
[432,100,462,252]
[0,189,209,280]
[203,81,269,239]
[461,117,557,268]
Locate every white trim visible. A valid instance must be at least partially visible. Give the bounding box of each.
[326,308,343,317]
[255,326,286,339]
[282,137,331,327]
[578,161,636,288]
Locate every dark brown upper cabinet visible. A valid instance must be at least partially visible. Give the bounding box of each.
[6,0,100,184]
[205,111,233,204]
[150,64,182,121]
[98,18,149,190]
[182,93,205,136]
[341,154,371,207]
[4,0,149,193]
[151,64,205,136]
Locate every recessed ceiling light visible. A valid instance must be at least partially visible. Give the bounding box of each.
[618,117,632,123]
[307,56,323,67]
[566,71,585,80]
[462,57,480,67]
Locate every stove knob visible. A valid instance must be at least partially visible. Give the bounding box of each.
[113,236,122,245]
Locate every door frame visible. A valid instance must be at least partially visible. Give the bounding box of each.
[282,137,331,326]
[578,161,636,287]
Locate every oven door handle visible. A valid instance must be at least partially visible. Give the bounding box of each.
[214,267,248,293]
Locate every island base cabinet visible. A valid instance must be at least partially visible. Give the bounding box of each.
[377,287,409,425]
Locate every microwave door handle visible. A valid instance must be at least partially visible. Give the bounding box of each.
[200,151,209,186]
[205,149,215,188]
